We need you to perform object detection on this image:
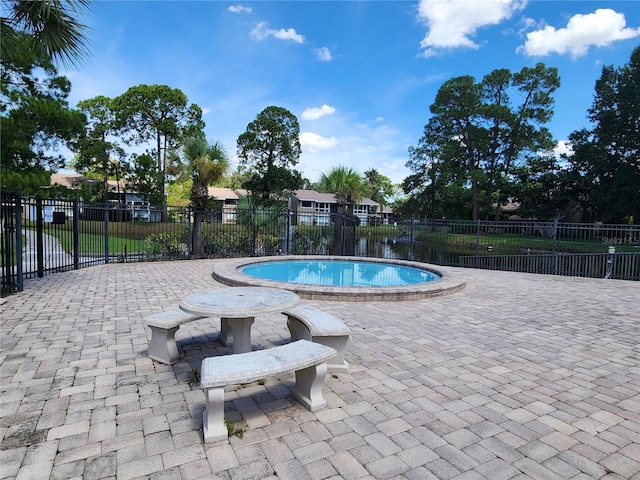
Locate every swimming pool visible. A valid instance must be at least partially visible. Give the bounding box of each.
[212,256,466,301]
[240,259,440,287]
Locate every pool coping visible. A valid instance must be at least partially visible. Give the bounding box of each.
[212,255,466,301]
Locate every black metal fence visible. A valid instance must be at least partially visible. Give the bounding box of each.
[2,191,639,294]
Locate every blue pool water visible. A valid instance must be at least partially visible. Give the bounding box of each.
[240,260,440,287]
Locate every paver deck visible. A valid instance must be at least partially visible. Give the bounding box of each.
[1,259,638,480]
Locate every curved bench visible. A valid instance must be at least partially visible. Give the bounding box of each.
[284,305,350,373]
[145,310,205,364]
[200,339,336,443]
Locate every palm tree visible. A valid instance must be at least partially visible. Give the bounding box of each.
[1,0,91,68]
[364,168,395,214]
[317,166,367,215]
[169,136,229,257]
[317,166,369,255]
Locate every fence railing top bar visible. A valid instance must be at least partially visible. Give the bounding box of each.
[404,218,639,229]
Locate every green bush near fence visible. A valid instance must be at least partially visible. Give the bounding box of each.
[202,231,253,256]
[144,232,189,257]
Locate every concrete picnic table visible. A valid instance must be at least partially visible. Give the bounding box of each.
[179,286,300,354]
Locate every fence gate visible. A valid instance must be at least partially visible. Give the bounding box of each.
[1,190,22,294]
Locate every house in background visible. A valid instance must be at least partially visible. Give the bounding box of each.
[207,187,241,224]
[50,173,159,221]
[288,189,336,226]
[46,174,397,226]
[288,189,392,226]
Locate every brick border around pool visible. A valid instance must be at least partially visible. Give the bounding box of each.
[212,255,467,301]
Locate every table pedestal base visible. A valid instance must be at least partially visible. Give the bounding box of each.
[220,317,254,354]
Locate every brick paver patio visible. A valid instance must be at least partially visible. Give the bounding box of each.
[1,259,638,480]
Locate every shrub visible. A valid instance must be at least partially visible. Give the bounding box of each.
[145,232,188,257]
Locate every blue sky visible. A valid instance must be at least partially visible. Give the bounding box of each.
[63,0,640,185]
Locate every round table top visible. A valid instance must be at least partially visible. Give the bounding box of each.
[179,287,300,318]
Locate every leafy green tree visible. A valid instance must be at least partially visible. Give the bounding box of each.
[126,152,164,205]
[168,136,229,256]
[419,75,485,220]
[566,45,640,224]
[216,168,251,190]
[1,33,85,193]
[73,95,125,201]
[363,168,396,212]
[236,106,304,203]
[406,64,559,221]
[480,64,560,220]
[113,84,204,207]
[1,0,91,69]
[512,154,574,221]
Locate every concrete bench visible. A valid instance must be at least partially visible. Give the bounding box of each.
[200,339,336,443]
[284,305,350,373]
[145,309,205,364]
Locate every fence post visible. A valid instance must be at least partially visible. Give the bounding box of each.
[605,246,615,279]
[475,219,480,268]
[552,217,558,275]
[36,196,44,277]
[409,217,415,261]
[286,210,292,254]
[104,205,109,264]
[15,189,24,291]
[341,213,346,256]
[73,199,80,269]
[187,206,193,256]
[252,207,257,256]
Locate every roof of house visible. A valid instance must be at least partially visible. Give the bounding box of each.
[292,189,337,203]
[50,173,124,192]
[292,189,379,207]
[207,187,239,200]
[381,206,394,214]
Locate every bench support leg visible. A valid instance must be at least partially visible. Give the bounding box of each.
[203,386,227,443]
[291,361,328,412]
[287,319,350,373]
[315,336,350,374]
[287,318,307,342]
[148,325,180,365]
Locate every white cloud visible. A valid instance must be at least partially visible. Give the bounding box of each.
[297,122,411,185]
[299,132,338,152]
[302,104,336,121]
[201,107,211,115]
[227,5,252,14]
[518,9,640,58]
[250,21,304,43]
[375,117,384,123]
[315,46,333,62]
[417,0,526,56]
[553,140,574,158]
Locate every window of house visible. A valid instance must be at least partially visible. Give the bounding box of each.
[301,200,313,208]
[224,199,237,205]
[316,214,330,226]
[315,202,330,213]
[353,205,367,215]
